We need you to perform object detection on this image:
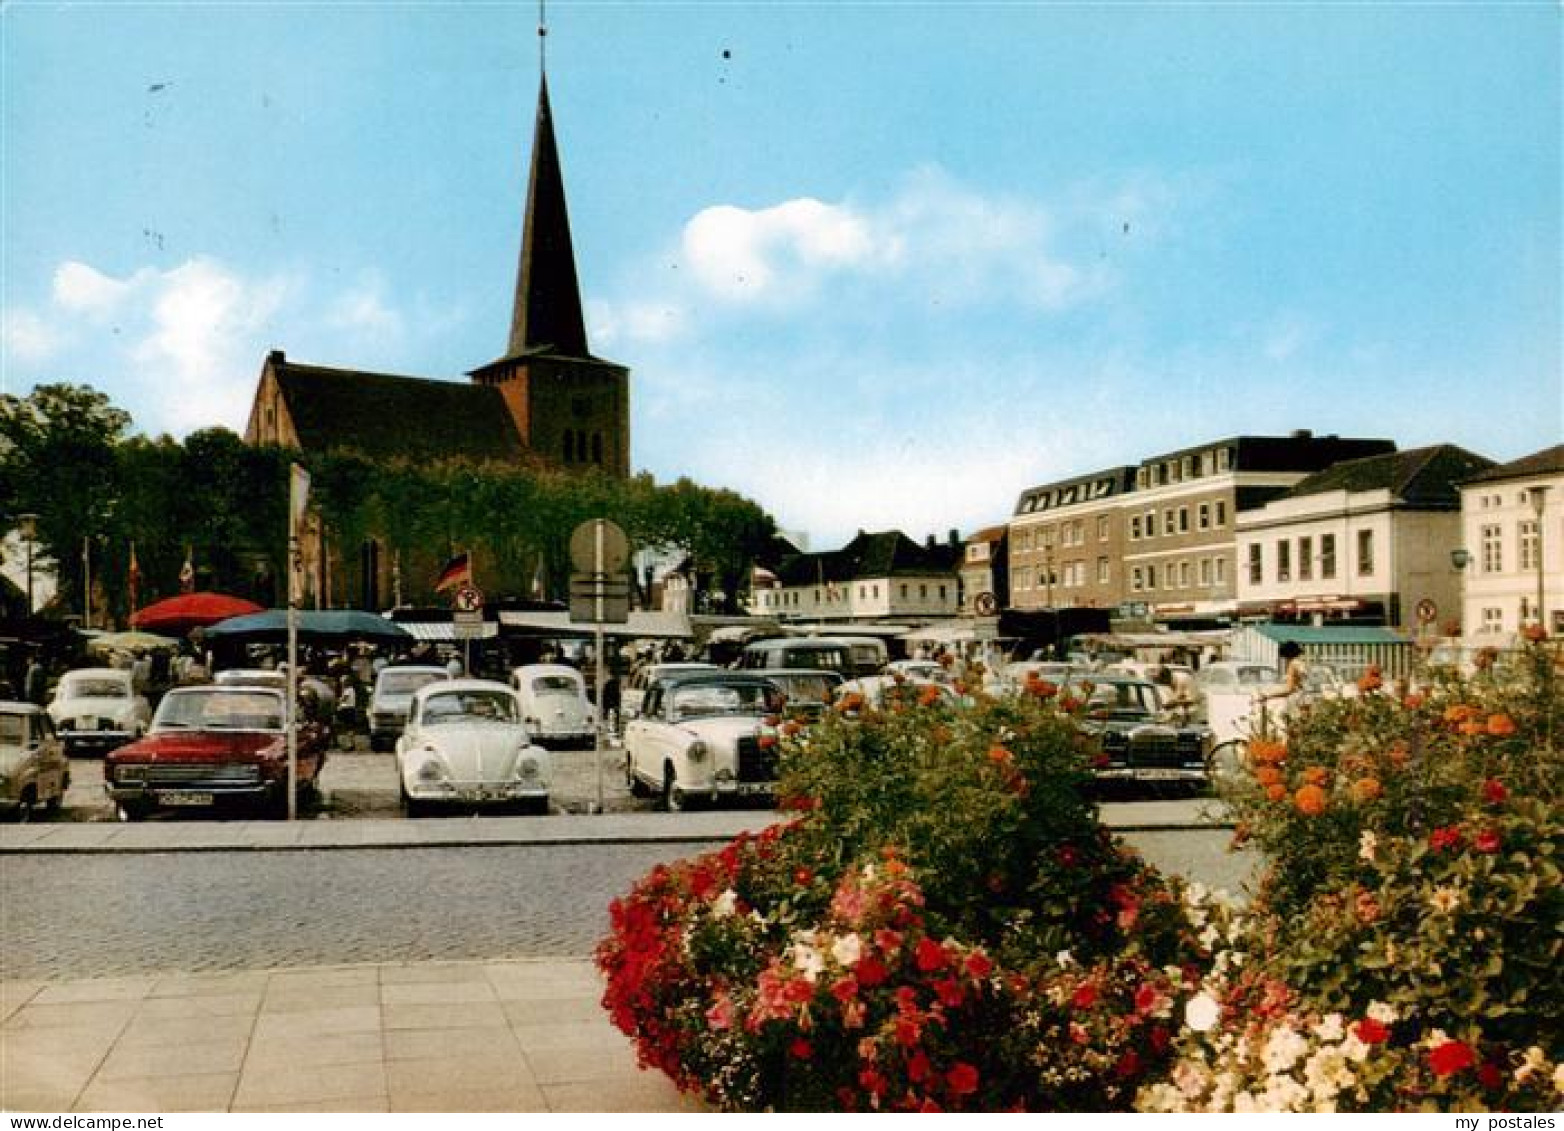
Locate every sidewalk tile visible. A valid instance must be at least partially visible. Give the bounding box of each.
[9,1000,139,1032]
[76,1071,238,1113]
[0,980,43,1025]
[232,1060,388,1108]
[244,1030,383,1071]
[381,980,497,1006]
[382,1000,507,1031]
[264,982,381,1012]
[383,1025,519,1062]
[96,1036,249,1080]
[152,970,271,998]
[541,1073,699,1113]
[250,1005,382,1041]
[138,991,262,1019]
[118,1011,255,1049]
[32,976,157,1005]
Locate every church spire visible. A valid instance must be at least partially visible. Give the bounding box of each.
[507,73,590,359]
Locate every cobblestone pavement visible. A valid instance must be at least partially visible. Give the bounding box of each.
[1,841,697,981]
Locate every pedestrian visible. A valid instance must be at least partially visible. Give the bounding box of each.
[601,668,622,738]
[23,651,48,706]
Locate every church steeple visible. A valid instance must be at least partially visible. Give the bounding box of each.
[508,75,590,359]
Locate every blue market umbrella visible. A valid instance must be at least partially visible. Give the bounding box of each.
[203,609,413,646]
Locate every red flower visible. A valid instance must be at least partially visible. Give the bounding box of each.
[1354,1017,1391,1044]
[1474,828,1503,854]
[789,1038,813,1060]
[855,955,889,988]
[831,976,859,1004]
[965,951,994,980]
[1428,1039,1475,1077]
[794,866,814,885]
[933,977,964,1008]
[1477,1062,1505,1090]
[1483,778,1508,804]
[915,937,949,973]
[1429,825,1464,851]
[907,1050,931,1083]
[859,1066,888,1097]
[946,1062,980,1098]
[1072,982,1098,1010]
[1114,1049,1142,1079]
[1150,1025,1171,1054]
[1134,982,1159,1015]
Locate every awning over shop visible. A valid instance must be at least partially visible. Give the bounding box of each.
[497,609,692,639]
[400,620,499,642]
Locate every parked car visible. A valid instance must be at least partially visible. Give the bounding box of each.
[45,667,151,757]
[623,670,784,811]
[884,659,955,684]
[0,702,69,821]
[105,685,329,820]
[511,663,595,748]
[997,660,1077,695]
[837,674,959,711]
[737,637,854,676]
[758,668,845,721]
[395,679,551,815]
[1066,675,1214,789]
[622,662,718,720]
[369,664,451,751]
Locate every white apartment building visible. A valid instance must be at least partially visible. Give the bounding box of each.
[1235,445,1494,630]
[1458,444,1564,641]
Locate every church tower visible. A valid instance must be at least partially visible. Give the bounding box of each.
[469,65,630,478]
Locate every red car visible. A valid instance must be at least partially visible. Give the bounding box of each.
[105,685,328,820]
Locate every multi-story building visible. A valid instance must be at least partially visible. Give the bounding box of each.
[1457,444,1564,641]
[958,526,1008,616]
[1234,444,1494,629]
[1008,468,1136,613]
[1008,432,1396,625]
[748,530,961,624]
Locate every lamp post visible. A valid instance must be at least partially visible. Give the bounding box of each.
[1530,484,1549,631]
[18,514,38,615]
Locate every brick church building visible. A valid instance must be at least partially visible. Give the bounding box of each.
[244,77,630,478]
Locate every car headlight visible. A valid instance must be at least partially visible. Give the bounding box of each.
[415,759,449,783]
[515,754,540,780]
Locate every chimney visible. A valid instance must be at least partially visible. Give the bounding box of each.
[948,528,960,547]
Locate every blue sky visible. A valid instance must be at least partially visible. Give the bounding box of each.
[2,1,1559,550]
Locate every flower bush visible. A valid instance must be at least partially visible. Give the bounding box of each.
[1152,634,1564,1111]
[597,685,1212,1110]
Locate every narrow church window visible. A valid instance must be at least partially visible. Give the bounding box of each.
[592,432,603,464]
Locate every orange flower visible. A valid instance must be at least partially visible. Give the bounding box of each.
[918,684,943,707]
[1250,739,1287,766]
[1265,783,1289,803]
[1444,704,1479,724]
[1459,720,1485,737]
[1521,623,1548,644]
[1302,765,1330,787]
[1254,765,1282,787]
[1351,777,1384,803]
[1294,783,1328,816]
[1357,666,1383,693]
[1402,692,1426,710]
[1386,742,1410,769]
[837,692,865,713]
[1486,713,1516,737]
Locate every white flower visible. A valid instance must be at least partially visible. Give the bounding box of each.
[830,931,863,968]
[1553,1061,1564,1095]
[1184,991,1222,1033]
[1427,886,1462,914]
[792,940,825,982]
[1514,1046,1549,1085]
[1312,1013,1345,1042]
[711,889,738,919]
[1359,830,1378,862]
[1262,1025,1309,1074]
[1366,1001,1398,1025]
[1055,949,1076,969]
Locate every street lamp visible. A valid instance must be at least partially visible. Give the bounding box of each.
[17,514,38,615]
[1450,548,1471,571]
[1530,485,1549,630]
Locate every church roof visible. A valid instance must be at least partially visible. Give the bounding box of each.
[507,76,589,362]
[266,354,529,465]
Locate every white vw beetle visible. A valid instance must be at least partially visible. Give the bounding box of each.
[395,679,551,816]
[510,663,595,748]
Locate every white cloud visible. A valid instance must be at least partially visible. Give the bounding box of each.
[0,308,60,367]
[326,273,405,342]
[52,261,151,317]
[682,197,879,304]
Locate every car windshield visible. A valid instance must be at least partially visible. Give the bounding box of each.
[0,715,26,747]
[531,676,580,695]
[421,691,518,724]
[380,671,443,696]
[64,677,127,698]
[1071,680,1159,715]
[766,673,838,704]
[669,682,775,720]
[153,690,284,732]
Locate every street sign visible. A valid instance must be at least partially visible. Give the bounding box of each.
[453,609,485,639]
[453,584,483,612]
[568,519,632,625]
[569,519,629,575]
[1416,598,1438,624]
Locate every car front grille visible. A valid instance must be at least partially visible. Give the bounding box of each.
[735,734,777,783]
[119,764,263,787]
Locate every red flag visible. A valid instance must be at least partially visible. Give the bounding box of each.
[433,551,471,593]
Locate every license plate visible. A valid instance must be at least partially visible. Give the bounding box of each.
[734,782,774,796]
[1136,769,1195,781]
[157,790,214,806]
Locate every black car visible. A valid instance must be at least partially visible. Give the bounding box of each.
[1067,675,1214,788]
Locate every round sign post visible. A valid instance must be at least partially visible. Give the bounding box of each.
[569,519,630,814]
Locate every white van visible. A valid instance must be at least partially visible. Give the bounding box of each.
[738,637,854,675]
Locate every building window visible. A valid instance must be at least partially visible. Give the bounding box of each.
[1248,544,1263,586]
[1520,520,1540,571]
[1481,524,1502,573]
[1130,515,1142,540]
[900,584,908,600]
[1214,557,1226,585]
[1097,557,1110,584]
[1298,536,1313,582]
[1481,607,1504,635]
[1321,534,1337,580]
[1097,515,1110,541]
[1145,511,1156,539]
[1277,540,1291,583]
[1163,510,1175,536]
[1146,565,1158,590]
[1131,567,1143,593]
[1197,503,1210,531]
[939,584,947,601]
[1358,530,1376,577]
[1215,500,1227,526]
[1178,561,1191,588]
[1178,506,1190,533]
[1217,447,1232,472]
